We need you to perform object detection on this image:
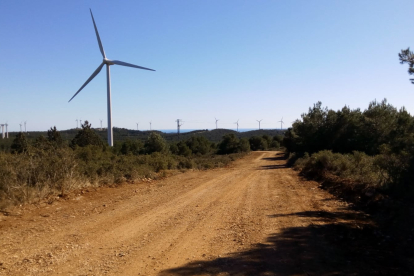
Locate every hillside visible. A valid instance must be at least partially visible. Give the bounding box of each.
[0,128,285,148]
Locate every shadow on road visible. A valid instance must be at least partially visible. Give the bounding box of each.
[159,210,410,276]
[260,164,286,170]
[259,152,287,170]
[261,152,286,162]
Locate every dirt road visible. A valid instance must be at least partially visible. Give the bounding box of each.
[0,151,380,275]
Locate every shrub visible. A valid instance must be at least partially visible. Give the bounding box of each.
[120,139,143,155]
[218,134,240,154]
[249,136,268,151]
[145,132,167,154]
[11,132,29,154]
[186,136,211,155]
[218,134,250,154]
[71,121,104,148]
[296,150,383,187]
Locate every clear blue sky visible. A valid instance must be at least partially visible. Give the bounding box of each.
[1,0,414,132]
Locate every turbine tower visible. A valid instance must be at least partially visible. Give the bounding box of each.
[256,119,263,130]
[149,121,152,131]
[24,121,27,133]
[0,124,4,139]
[234,119,239,132]
[278,117,284,130]
[68,9,155,146]
[215,118,219,129]
[19,123,22,132]
[100,119,103,130]
[136,122,139,131]
[76,119,79,129]
[5,123,8,138]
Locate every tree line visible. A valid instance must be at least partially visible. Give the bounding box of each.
[283,99,414,197]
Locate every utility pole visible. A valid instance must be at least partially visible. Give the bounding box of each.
[176,119,183,139]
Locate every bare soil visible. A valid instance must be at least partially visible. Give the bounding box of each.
[0,151,408,275]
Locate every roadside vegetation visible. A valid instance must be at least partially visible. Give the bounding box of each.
[283,99,414,201]
[0,122,256,209]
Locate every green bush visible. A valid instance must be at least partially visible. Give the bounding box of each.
[249,136,268,151]
[145,132,167,154]
[71,121,104,148]
[186,136,211,155]
[218,134,250,154]
[295,150,383,187]
[11,133,29,154]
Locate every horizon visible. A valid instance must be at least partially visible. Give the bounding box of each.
[2,127,285,135]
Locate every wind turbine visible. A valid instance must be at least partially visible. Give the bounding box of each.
[136,122,139,131]
[215,118,219,129]
[5,122,8,138]
[0,124,4,139]
[256,119,262,130]
[76,119,79,129]
[19,123,22,132]
[279,117,284,130]
[68,9,155,146]
[100,119,103,130]
[234,119,239,132]
[149,121,152,131]
[24,121,27,133]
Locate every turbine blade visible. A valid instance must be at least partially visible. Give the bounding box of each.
[69,63,104,102]
[111,60,155,71]
[90,9,106,58]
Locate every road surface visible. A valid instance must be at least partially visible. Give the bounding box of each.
[0,151,376,275]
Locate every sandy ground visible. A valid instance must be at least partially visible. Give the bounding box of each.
[0,151,376,275]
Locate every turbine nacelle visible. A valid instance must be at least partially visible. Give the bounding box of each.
[104,58,115,65]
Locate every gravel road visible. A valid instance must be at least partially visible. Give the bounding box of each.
[0,151,373,275]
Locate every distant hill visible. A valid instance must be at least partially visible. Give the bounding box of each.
[1,128,286,148]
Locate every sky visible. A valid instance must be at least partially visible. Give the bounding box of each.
[1,0,414,132]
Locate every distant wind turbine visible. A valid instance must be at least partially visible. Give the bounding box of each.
[68,9,155,146]
[149,121,152,131]
[256,119,262,130]
[0,124,4,139]
[76,119,79,129]
[24,121,27,133]
[279,117,284,130]
[100,119,103,130]
[136,122,139,131]
[215,118,219,129]
[19,123,22,132]
[5,122,8,138]
[234,119,239,132]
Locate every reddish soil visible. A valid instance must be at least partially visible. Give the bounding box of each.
[0,151,406,275]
